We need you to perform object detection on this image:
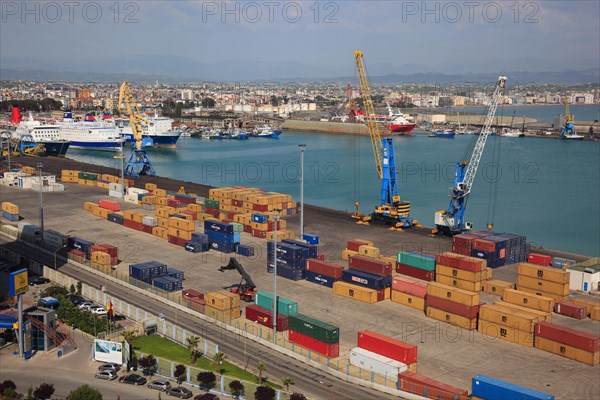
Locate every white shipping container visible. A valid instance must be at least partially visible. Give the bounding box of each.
[109,183,124,192]
[349,347,408,377]
[127,187,149,195]
[108,190,122,198]
[142,216,158,227]
[124,195,139,204]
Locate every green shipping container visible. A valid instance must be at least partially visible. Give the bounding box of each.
[205,199,220,209]
[397,252,436,271]
[230,222,243,233]
[288,313,339,344]
[78,172,98,181]
[254,291,298,316]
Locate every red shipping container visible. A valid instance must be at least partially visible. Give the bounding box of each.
[182,211,197,220]
[68,248,86,259]
[205,207,220,217]
[555,302,586,320]
[426,295,480,319]
[90,245,108,254]
[251,229,267,239]
[110,257,119,266]
[396,263,435,282]
[535,321,600,353]
[306,259,344,279]
[174,195,196,204]
[392,276,428,298]
[316,255,325,261]
[245,304,289,332]
[123,219,143,231]
[398,371,469,399]
[253,204,269,212]
[233,199,243,207]
[267,220,283,230]
[347,240,370,252]
[244,225,252,234]
[457,257,485,272]
[288,329,339,358]
[436,253,460,269]
[528,253,552,266]
[357,330,417,364]
[141,225,154,234]
[182,289,204,299]
[349,255,392,276]
[167,235,187,247]
[452,234,476,246]
[167,199,182,208]
[101,244,118,257]
[98,199,120,212]
[473,238,496,252]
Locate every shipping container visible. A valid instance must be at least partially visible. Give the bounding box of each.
[124,219,143,231]
[426,295,480,319]
[168,235,187,247]
[426,307,477,330]
[436,274,482,293]
[281,239,318,258]
[436,264,483,282]
[152,276,183,292]
[397,252,436,271]
[391,291,425,311]
[551,257,576,269]
[502,289,555,313]
[494,301,552,322]
[554,302,587,320]
[342,269,389,291]
[289,313,339,344]
[67,237,94,257]
[471,375,555,400]
[1,211,19,221]
[208,240,236,253]
[254,292,298,316]
[357,330,417,364]
[166,267,184,280]
[206,230,239,245]
[332,281,388,303]
[517,286,567,304]
[267,242,308,260]
[479,304,541,333]
[251,213,269,223]
[527,253,552,266]
[236,244,255,257]
[517,275,570,296]
[349,255,393,276]
[288,329,339,358]
[483,280,515,297]
[396,263,435,281]
[306,259,344,279]
[276,264,306,281]
[398,371,469,400]
[245,304,289,332]
[129,261,167,280]
[534,321,600,353]
[302,233,319,244]
[350,347,408,377]
[518,263,570,284]
[142,216,158,227]
[427,282,480,307]
[205,305,241,322]
[435,252,486,272]
[185,241,209,253]
[205,291,236,310]
[478,320,534,347]
[204,220,234,234]
[305,270,338,288]
[101,244,118,258]
[534,336,599,366]
[347,239,372,252]
[391,276,428,298]
[190,232,209,243]
[182,289,204,299]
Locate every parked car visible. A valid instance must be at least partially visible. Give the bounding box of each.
[91,307,108,316]
[95,371,118,380]
[98,363,121,372]
[112,313,126,321]
[166,387,193,399]
[66,294,85,304]
[119,374,147,385]
[194,394,220,400]
[29,277,50,286]
[77,301,93,310]
[148,380,172,391]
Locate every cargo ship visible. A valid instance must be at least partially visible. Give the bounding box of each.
[114,112,182,148]
[58,111,123,152]
[0,108,70,157]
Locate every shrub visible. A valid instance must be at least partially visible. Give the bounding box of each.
[33,383,55,400]
[66,385,102,400]
[229,380,244,398]
[254,385,276,400]
[196,371,216,391]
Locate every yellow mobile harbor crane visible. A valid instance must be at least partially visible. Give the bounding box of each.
[118,81,156,177]
[353,51,413,229]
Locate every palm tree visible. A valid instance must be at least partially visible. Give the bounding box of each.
[256,361,266,385]
[213,352,226,374]
[282,377,295,393]
[186,335,200,364]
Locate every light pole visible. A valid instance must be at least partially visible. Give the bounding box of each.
[298,144,306,238]
[37,162,44,238]
[272,210,280,345]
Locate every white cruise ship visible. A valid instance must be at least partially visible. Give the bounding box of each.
[58,112,123,151]
[115,112,182,148]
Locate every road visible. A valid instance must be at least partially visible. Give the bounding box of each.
[0,236,399,400]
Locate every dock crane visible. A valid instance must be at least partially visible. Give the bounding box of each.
[353,51,413,229]
[559,97,583,139]
[219,257,257,302]
[434,76,507,235]
[118,81,156,177]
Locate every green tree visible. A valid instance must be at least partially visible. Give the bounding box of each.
[76,281,82,295]
[196,371,216,391]
[66,385,102,400]
[33,383,55,400]
[282,377,295,393]
[256,361,266,385]
[254,385,275,400]
[229,380,244,399]
[138,354,157,375]
[69,284,76,294]
[186,335,200,364]
[290,393,307,400]
[174,103,183,117]
[213,352,226,374]
[174,364,186,384]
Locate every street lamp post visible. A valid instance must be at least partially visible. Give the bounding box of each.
[272,210,280,344]
[37,162,44,238]
[298,144,306,238]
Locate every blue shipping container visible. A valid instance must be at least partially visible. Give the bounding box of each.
[472,375,554,400]
[268,256,306,269]
[185,241,209,253]
[152,276,183,292]
[204,220,234,234]
[67,237,94,256]
[302,233,319,245]
[1,211,19,221]
[282,239,318,258]
[305,270,337,288]
[267,242,308,260]
[342,269,388,290]
[108,213,124,224]
[209,240,236,253]
[166,267,185,280]
[191,232,209,243]
[276,264,306,281]
[206,230,237,245]
[236,244,255,257]
[251,213,268,223]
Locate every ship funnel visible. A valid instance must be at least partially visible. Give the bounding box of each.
[9,107,21,124]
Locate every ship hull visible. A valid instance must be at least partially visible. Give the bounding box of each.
[121,132,182,148]
[41,140,70,157]
[386,123,416,134]
[69,141,123,152]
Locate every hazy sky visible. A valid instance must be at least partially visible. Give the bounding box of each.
[1,0,599,79]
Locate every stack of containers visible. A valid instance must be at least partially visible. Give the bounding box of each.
[185,232,209,253]
[502,288,555,314]
[123,210,144,231]
[205,291,241,322]
[205,220,238,253]
[470,232,528,268]
[357,330,417,371]
[60,169,79,183]
[534,322,600,365]
[305,259,344,288]
[390,276,427,311]
[516,263,570,302]
[396,252,436,281]
[478,302,547,347]
[289,313,340,358]
[349,347,409,378]
[77,171,98,187]
[426,282,480,330]
[245,304,289,332]
[182,289,205,312]
[267,239,317,281]
[483,280,515,297]
[333,256,391,303]
[129,261,166,281]
[67,237,94,259]
[90,244,119,270]
[398,372,469,399]
[167,216,195,247]
[254,291,298,316]
[568,298,600,321]
[435,252,488,292]
[1,202,20,221]
[341,239,373,260]
[471,375,555,400]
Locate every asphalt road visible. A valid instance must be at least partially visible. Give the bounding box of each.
[0,236,399,400]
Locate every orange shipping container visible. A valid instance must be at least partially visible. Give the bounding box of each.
[517,275,570,296]
[426,307,477,330]
[205,291,236,310]
[436,274,482,293]
[479,304,541,333]
[427,282,480,307]
[152,227,165,237]
[332,281,389,304]
[205,305,241,322]
[168,216,195,231]
[478,320,534,347]
[483,280,515,297]
[436,264,483,282]
[391,291,425,311]
[166,227,193,241]
[517,262,570,284]
[517,286,567,303]
[502,289,555,313]
[92,207,110,219]
[494,301,552,322]
[534,336,599,366]
[83,201,96,212]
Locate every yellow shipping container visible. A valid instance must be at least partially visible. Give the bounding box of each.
[358,245,380,259]
[534,336,599,366]
[341,249,358,260]
[436,275,482,292]
[145,183,158,191]
[161,230,169,240]
[168,216,195,231]
[92,207,110,219]
[154,189,167,197]
[96,181,109,189]
[517,286,567,303]
[427,282,480,307]
[502,289,555,313]
[82,202,95,212]
[494,301,552,322]
[517,262,570,284]
[332,281,381,304]
[91,251,111,266]
[156,197,168,206]
[221,291,241,309]
[391,291,425,311]
[485,267,493,281]
[205,305,241,322]
[426,307,477,330]
[141,196,157,204]
[591,307,600,321]
[187,204,202,213]
[517,275,570,296]
[205,291,236,310]
[123,210,138,220]
[483,280,515,297]
[436,264,483,282]
[478,320,533,347]
[131,213,144,223]
[152,227,165,237]
[479,304,541,333]
[158,218,169,228]
[167,227,193,241]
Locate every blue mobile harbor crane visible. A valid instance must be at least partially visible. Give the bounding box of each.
[352,51,413,229]
[434,76,507,235]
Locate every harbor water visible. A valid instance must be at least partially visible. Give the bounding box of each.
[68,129,600,257]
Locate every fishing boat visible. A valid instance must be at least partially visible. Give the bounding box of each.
[433,129,456,138]
[252,124,281,138]
[501,128,525,138]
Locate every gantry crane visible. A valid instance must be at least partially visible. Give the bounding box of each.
[559,97,583,139]
[118,81,156,177]
[353,51,413,229]
[434,76,507,235]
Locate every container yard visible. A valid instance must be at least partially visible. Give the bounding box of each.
[1,158,599,400]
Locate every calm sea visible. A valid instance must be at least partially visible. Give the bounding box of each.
[68,121,600,257]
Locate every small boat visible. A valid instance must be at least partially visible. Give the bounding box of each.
[434,129,456,138]
[252,124,281,138]
[501,128,525,138]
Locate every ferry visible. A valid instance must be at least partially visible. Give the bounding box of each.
[0,108,70,157]
[114,112,182,148]
[58,112,123,152]
[375,104,416,135]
